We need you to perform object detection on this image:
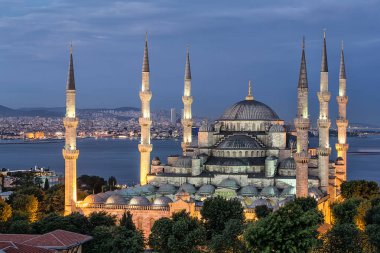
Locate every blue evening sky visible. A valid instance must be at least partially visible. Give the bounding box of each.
[0,0,379,125]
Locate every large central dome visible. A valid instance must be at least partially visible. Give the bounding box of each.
[219,99,279,121]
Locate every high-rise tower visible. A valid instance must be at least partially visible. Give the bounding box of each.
[181,48,193,154]
[63,45,79,215]
[317,32,331,193]
[294,38,310,197]
[335,42,349,183]
[138,34,152,185]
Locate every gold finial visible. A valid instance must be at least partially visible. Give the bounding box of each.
[245,80,254,100]
[323,28,327,39]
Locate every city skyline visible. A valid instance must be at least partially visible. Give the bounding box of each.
[1,0,380,125]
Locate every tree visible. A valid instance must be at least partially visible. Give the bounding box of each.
[88,211,116,229]
[108,176,117,187]
[77,175,106,194]
[120,211,136,231]
[332,198,362,225]
[44,184,64,215]
[33,212,91,234]
[8,220,33,234]
[149,211,206,253]
[341,180,379,200]
[255,205,271,219]
[0,199,12,222]
[245,200,323,253]
[365,204,380,250]
[43,178,50,190]
[11,194,39,222]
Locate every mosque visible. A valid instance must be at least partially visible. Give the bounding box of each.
[64,32,349,236]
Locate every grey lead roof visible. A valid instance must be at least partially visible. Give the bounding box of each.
[217,134,264,149]
[66,47,75,90]
[339,44,346,79]
[142,34,150,72]
[321,31,328,72]
[185,48,191,80]
[298,37,308,88]
[219,100,280,121]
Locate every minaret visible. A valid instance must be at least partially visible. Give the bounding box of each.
[138,33,152,185]
[317,31,331,193]
[181,48,193,154]
[335,41,349,183]
[294,37,310,197]
[63,44,79,215]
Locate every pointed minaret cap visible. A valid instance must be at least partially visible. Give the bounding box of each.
[321,30,328,72]
[142,32,150,72]
[298,36,308,88]
[339,41,346,79]
[66,42,75,90]
[245,80,254,100]
[185,47,191,80]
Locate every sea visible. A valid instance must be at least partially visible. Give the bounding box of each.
[0,136,379,185]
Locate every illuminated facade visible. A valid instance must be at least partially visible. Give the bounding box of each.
[181,48,193,154]
[63,45,79,215]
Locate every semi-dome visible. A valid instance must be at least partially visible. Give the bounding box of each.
[129,196,150,206]
[269,124,285,133]
[105,194,128,205]
[279,157,296,170]
[157,183,177,195]
[218,178,240,190]
[83,194,104,204]
[260,186,280,197]
[178,183,197,194]
[219,100,280,121]
[217,135,264,149]
[239,185,259,196]
[197,184,215,195]
[153,196,173,206]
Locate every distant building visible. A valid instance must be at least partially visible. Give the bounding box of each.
[170,108,176,124]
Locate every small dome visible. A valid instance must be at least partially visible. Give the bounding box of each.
[173,156,192,168]
[157,184,177,195]
[152,157,161,166]
[247,198,271,208]
[239,185,259,197]
[119,187,139,197]
[218,178,240,190]
[219,100,280,121]
[178,183,197,194]
[260,186,279,197]
[279,157,296,170]
[217,135,264,149]
[308,187,323,199]
[105,194,128,205]
[104,191,115,197]
[199,122,214,132]
[129,196,150,206]
[96,192,108,199]
[83,194,104,204]
[273,197,294,211]
[141,184,156,194]
[153,196,173,206]
[269,124,285,133]
[281,186,295,196]
[197,184,215,195]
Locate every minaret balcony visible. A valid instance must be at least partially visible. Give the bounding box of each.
[336,96,348,104]
[317,147,331,156]
[317,119,331,128]
[139,91,152,101]
[139,117,152,126]
[335,143,349,152]
[294,118,310,130]
[138,144,153,153]
[182,96,193,105]
[62,149,79,159]
[317,91,331,102]
[336,119,348,127]
[63,117,79,128]
[294,152,309,163]
[181,118,193,127]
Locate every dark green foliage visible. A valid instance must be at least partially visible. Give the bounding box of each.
[341,180,379,200]
[255,205,271,219]
[332,198,362,225]
[365,204,380,250]
[316,223,368,253]
[148,210,206,253]
[8,220,33,234]
[33,212,90,234]
[44,184,64,215]
[77,175,106,194]
[120,211,136,231]
[245,201,323,253]
[43,178,50,190]
[208,219,247,253]
[293,196,318,211]
[88,211,116,229]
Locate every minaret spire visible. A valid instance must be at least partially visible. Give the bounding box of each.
[63,44,79,215]
[317,30,331,194]
[181,47,194,154]
[335,40,349,187]
[294,37,310,197]
[138,33,153,185]
[245,80,254,100]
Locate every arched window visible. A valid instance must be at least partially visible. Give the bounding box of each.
[238,151,242,157]
[233,151,236,157]
[227,151,230,157]
[251,151,254,156]
[137,217,143,230]
[245,151,249,157]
